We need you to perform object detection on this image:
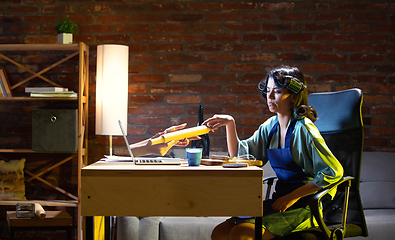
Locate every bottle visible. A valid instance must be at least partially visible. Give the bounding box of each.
[191,105,210,158]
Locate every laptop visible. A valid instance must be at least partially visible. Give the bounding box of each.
[117,120,182,165]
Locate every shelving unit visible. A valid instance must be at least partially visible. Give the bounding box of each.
[0,43,89,240]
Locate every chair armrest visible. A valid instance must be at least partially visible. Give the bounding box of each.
[263,176,277,201]
[309,176,354,240]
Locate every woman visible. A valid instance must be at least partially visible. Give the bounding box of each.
[203,66,343,240]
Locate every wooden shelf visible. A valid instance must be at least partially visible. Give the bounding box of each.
[0,149,77,153]
[0,44,80,51]
[0,200,77,207]
[0,97,77,101]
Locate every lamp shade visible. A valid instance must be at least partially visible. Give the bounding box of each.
[96,44,129,136]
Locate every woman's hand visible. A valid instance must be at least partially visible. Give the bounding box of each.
[271,194,300,212]
[202,114,235,132]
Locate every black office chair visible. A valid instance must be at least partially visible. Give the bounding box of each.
[264,88,368,240]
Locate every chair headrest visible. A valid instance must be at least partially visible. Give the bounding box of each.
[308,88,363,133]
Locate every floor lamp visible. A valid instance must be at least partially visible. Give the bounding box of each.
[95,44,129,156]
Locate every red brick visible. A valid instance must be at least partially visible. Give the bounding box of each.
[187,85,221,93]
[225,23,260,32]
[279,33,313,42]
[373,24,395,32]
[261,2,294,11]
[9,25,40,34]
[133,34,166,42]
[203,95,238,104]
[241,95,264,105]
[243,33,277,42]
[338,64,371,72]
[301,64,336,72]
[205,53,238,62]
[151,86,184,93]
[363,137,389,147]
[187,3,220,11]
[150,44,183,52]
[129,95,164,104]
[302,24,335,32]
[169,14,203,22]
[242,12,276,21]
[169,34,203,42]
[152,24,186,32]
[0,15,20,24]
[278,53,310,62]
[316,34,351,41]
[242,74,266,83]
[336,43,370,52]
[8,6,39,13]
[260,24,280,31]
[372,44,395,52]
[128,44,148,52]
[314,54,347,62]
[151,3,183,11]
[299,43,332,52]
[227,63,261,72]
[316,75,350,83]
[354,34,388,43]
[280,13,312,21]
[130,117,166,125]
[354,13,386,22]
[168,54,202,62]
[371,3,395,11]
[206,34,239,42]
[66,14,94,23]
[129,106,149,115]
[80,24,113,33]
[167,95,200,104]
[24,35,57,44]
[353,75,386,84]
[152,64,186,72]
[350,54,384,62]
[96,34,130,43]
[130,75,165,83]
[299,3,330,10]
[97,14,130,22]
[225,105,260,114]
[224,85,257,93]
[79,4,112,13]
[223,2,257,10]
[188,23,222,32]
[375,85,395,94]
[205,74,238,82]
[241,117,266,126]
[241,53,275,62]
[387,54,395,62]
[335,3,367,11]
[188,44,222,52]
[189,63,224,72]
[370,127,395,136]
[339,24,370,32]
[316,13,350,21]
[205,12,239,22]
[263,43,294,51]
[225,44,259,52]
[24,15,57,23]
[128,85,147,93]
[364,95,391,104]
[116,24,149,32]
[132,14,167,22]
[169,74,202,83]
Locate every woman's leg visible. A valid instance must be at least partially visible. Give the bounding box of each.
[211,220,234,240]
[229,222,276,240]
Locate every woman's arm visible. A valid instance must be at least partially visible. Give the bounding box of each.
[203,114,239,158]
[271,182,322,212]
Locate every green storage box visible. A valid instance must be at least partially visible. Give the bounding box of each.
[32,109,78,152]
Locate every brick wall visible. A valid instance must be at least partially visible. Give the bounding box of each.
[1,0,394,162]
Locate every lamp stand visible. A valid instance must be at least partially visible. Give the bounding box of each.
[109,135,113,156]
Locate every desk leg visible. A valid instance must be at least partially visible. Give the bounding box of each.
[85,216,93,240]
[255,217,262,240]
[105,217,111,240]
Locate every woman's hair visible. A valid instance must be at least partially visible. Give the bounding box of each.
[258,66,317,122]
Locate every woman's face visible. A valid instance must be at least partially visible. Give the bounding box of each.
[266,77,294,115]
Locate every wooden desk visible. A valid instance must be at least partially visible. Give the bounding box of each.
[81,162,264,239]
